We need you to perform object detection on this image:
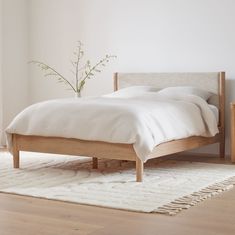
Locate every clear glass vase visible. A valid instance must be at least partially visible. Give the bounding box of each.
[75,91,81,98]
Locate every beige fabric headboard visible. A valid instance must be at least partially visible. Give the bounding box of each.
[114,72,225,110]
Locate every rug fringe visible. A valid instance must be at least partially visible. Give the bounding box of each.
[153,176,235,215]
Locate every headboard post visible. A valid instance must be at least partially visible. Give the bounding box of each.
[219,71,225,158]
[219,72,225,127]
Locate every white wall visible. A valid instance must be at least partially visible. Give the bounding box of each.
[28,0,118,102]
[1,0,29,144]
[29,0,235,97]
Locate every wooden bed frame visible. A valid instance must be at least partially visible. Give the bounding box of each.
[11,72,225,182]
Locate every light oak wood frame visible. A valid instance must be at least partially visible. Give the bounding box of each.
[12,72,225,182]
[231,102,235,163]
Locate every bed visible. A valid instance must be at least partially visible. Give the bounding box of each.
[7,72,225,182]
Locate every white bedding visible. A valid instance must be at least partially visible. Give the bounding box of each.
[209,104,219,124]
[6,88,219,162]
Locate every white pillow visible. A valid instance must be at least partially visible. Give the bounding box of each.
[103,86,158,98]
[157,86,212,100]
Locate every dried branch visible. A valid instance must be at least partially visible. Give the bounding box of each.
[30,42,116,96]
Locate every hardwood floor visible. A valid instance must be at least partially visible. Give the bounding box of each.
[1,153,235,235]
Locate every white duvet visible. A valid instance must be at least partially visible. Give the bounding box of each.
[6,88,219,162]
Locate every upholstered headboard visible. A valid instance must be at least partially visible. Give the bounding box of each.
[113,72,225,126]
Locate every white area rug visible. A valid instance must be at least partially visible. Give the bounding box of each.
[1,151,235,215]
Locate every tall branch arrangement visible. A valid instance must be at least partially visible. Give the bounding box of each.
[30,41,116,97]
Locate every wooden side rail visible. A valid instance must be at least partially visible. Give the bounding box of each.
[12,134,144,182]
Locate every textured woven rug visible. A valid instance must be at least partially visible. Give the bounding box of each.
[1,151,235,215]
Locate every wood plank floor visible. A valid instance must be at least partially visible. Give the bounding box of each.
[1,152,235,235]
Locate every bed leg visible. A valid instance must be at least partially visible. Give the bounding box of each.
[220,142,225,158]
[136,158,143,182]
[220,134,225,158]
[92,157,98,169]
[13,151,20,168]
[12,134,20,168]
